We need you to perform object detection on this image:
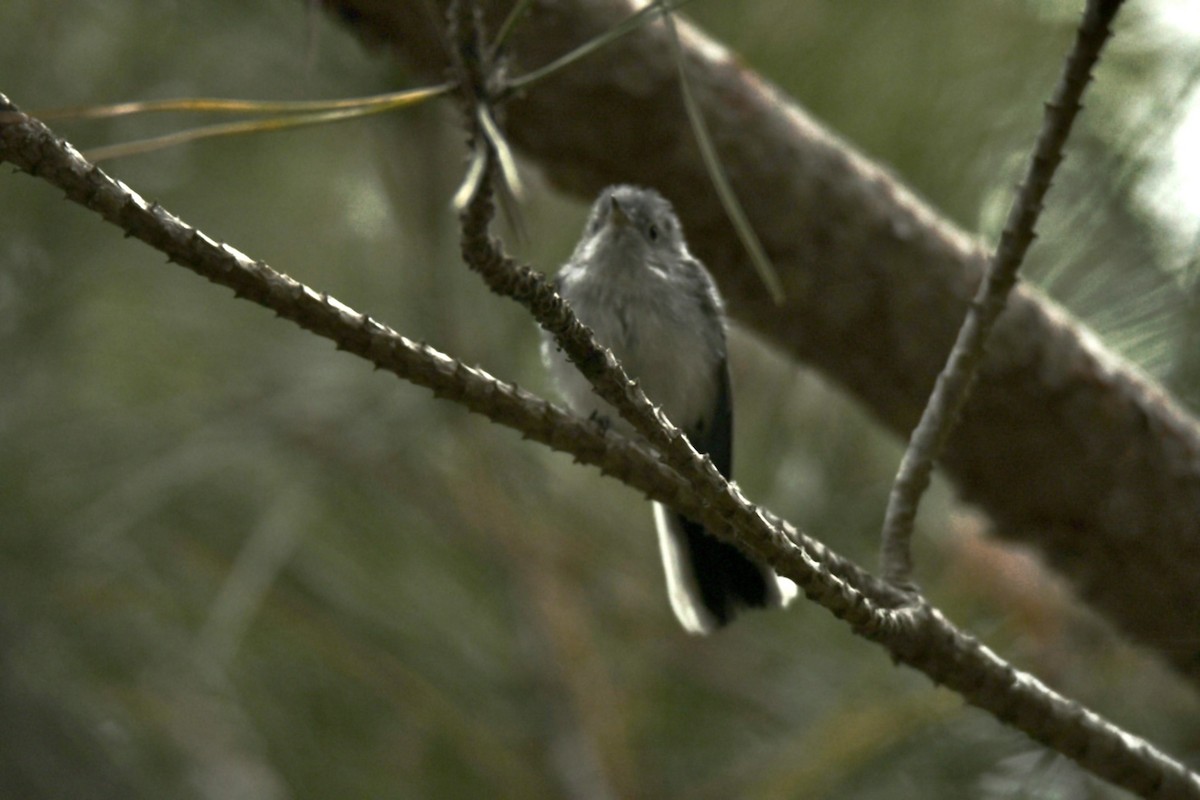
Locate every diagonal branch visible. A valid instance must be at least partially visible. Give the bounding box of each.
[5,95,1200,799]
[879,0,1126,586]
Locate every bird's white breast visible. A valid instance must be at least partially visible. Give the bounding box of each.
[544,260,722,435]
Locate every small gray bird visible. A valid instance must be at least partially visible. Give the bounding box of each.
[542,185,793,634]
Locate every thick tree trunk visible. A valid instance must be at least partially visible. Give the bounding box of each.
[321,0,1200,685]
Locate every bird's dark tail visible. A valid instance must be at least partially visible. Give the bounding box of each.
[653,503,788,634]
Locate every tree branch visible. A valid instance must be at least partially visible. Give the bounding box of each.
[879,0,1125,586]
[319,0,1200,687]
[4,95,1200,798]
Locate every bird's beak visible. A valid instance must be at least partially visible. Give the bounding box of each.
[608,195,630,228]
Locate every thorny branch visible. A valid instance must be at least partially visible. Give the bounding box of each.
[879,0,1127,586]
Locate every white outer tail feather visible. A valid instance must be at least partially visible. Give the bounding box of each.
[653,502,797,635]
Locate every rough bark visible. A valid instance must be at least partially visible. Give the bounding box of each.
[320,0,1200,685]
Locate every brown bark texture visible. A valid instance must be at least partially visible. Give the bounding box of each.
[320,0,1200,684]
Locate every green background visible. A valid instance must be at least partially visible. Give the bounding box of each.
[1,1,1198,797]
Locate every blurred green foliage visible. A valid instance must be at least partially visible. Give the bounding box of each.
[2,1,1199,798]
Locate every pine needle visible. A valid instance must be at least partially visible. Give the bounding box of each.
[660,4,786,304]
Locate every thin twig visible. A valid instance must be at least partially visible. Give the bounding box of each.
[488,0,536,58]
[879,0,1127,587]
[501,0,697,95]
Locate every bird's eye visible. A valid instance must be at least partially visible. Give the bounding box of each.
[647,224,659,241]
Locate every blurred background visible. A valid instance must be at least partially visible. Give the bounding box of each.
[2,1,1200,797]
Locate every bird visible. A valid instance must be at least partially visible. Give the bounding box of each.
[541,184,794,633]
